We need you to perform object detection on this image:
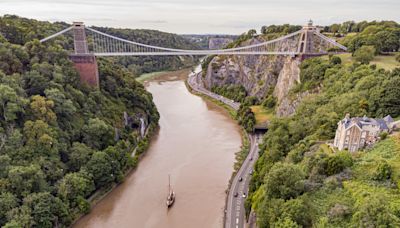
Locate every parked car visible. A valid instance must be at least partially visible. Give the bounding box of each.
[234,192,238,197]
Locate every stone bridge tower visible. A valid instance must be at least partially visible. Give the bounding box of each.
[69,22,99,87]
[297,20,322,60]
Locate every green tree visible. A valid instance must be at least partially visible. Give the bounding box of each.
[29,95,56,124]
[354,46,376,64]
[352,195,400,227]
[23,120,57,157]
[22,192,71,228]
[5,206,34,228]
[7,165,47,197]
[57,171,94,209]
[0,192,18,226]
[44,88,76,120]
[83,118,114,150]
[85,151,114,188]
[264,163,305,200]
[0,84,27,123]
[257,198,311,228]
[379,75,400,117]
[67,142,94,172]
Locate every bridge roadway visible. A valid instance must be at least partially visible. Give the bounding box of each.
[187,72,260,228]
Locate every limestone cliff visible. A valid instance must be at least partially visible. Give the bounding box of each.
[204,38,305,117]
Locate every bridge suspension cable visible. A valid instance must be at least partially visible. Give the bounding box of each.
[38,22,347,56]
[39,26,73,43]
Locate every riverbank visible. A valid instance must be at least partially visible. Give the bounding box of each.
[69,123,158,226]
[73,69,241,228]
[136,71,169,83]
[186,72,257,228]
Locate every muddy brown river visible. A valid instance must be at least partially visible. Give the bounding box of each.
[73,70,242,228]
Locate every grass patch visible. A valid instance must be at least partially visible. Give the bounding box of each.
[370,54,400,71]
[325,53,400,71]
[319,144,334,154]
[251,105,274,125]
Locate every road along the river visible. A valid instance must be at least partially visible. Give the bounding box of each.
[187,72,260,228]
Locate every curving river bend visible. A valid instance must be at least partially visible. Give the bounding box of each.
[73,70,242,228]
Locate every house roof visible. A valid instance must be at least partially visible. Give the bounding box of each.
[383,115,394,123]
[341,115,391,131]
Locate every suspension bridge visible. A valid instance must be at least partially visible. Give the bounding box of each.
[39,20,347,86]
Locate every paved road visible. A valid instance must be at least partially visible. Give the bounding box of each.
[187,72,260,228]
[187,72,240,111]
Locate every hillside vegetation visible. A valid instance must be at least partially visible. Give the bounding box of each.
[0,16,160,227]
[203,21,400,227]
[248,56,400,227]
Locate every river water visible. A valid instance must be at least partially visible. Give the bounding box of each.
[73,70,242,228]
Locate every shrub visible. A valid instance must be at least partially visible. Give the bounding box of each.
[325,152,353,176]
[262,95,276,109]
[354,45,376,64]
[395,53,400,63]
[328,204,351,221]
[373,160,392,181]
[380,132,388,140]
[330,56,342,65]
[326,156,345,176]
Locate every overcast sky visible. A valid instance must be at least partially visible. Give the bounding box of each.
[0,0,399,34]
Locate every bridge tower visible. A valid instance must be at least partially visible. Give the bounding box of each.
[69,22,99,87]
[297,20,320,60]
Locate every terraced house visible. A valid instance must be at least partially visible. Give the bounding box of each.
[334,114,395,152]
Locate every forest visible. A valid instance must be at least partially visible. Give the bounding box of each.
[0,15,161,227]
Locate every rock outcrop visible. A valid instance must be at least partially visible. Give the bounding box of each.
[204,37,306,117]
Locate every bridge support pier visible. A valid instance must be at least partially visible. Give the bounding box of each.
[69,54,99,87]
[70,22,99,87]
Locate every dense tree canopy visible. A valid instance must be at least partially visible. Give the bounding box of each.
[0,15,161,227]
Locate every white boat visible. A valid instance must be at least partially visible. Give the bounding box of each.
[166,175,175,208]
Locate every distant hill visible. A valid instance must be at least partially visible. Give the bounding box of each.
[181,34,238,49]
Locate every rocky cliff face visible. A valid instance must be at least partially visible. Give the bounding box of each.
[204,38,305,117]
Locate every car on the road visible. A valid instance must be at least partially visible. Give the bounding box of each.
[242,193,246,198]
[234,192,238,197]
[239,177,243,182]
[249,170,253,175]
[250,157,253,161]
